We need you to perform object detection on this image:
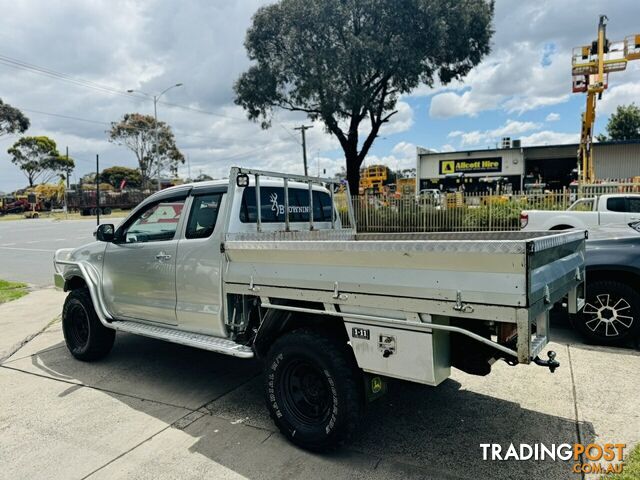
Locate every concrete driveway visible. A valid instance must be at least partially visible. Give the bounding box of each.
[1,291,639,480]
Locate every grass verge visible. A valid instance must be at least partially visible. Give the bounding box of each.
[0,209,128,222]
[603,443,640,479]
[0,279,29,304]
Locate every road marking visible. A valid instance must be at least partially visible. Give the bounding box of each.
[0,246,55,253]
[0,243,16,246]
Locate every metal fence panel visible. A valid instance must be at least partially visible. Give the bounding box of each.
[336,184,640,233]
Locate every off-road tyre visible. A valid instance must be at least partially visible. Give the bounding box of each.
[575,280,640,345]
[62,288,115,361]
[265,328,363,451]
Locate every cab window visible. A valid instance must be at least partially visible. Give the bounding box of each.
[606,197,627,212]
[628,198,640,213]
[186,194,222,239]
[121,198,185,243]
[239,186,333,223]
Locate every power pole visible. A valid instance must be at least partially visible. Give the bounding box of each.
[64,146,70,219]
[96,154,100,226]
[294,125,313,176]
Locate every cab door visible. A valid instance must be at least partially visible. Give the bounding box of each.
[102,195,187,325]
[175,190,227,336]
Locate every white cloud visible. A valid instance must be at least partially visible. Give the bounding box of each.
[391,141,416,157]
[363,141,417,171]
[449,119,542,147]
[598,82,640,116]
[440,144,456,153]
[519,131,579,146]
[430,90,498,118]
[545,112,560,122]
[379,101,414,135]
[491,119,541,137]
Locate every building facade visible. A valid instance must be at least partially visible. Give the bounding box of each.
[416,140,640,193]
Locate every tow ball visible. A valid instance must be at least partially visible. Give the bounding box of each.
[533,350,560,373]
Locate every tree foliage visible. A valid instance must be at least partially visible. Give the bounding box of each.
[7,136,74,187]
[100,166,142,189]
[235,0,494,192]
[597,103,640,142]
[108,113,185,187]
[0,98,30,137]
[192,173,214,182]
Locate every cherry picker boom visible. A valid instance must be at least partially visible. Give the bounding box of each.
[572,15,640,183]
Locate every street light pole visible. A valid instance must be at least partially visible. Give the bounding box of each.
[153,96,160,191]
[127,83,183,191]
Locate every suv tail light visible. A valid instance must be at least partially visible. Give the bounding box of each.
[520,212,529,229]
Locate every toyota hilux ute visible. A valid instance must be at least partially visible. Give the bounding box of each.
[54,167,586,451]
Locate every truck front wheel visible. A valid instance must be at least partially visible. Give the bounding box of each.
[265,329,363,451]
[62,288,115,361]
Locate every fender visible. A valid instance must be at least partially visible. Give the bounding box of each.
[56,259,114,327]
[543,214,583,230]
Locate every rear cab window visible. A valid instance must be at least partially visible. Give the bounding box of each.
[185,194,222,239]
[606,197,627,212]
[239,186,333,223]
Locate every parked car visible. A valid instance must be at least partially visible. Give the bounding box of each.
[520,193,640,231]
[573,224,640,345]
[54,167,585,451]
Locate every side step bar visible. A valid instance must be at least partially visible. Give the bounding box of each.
[111,321,254,358]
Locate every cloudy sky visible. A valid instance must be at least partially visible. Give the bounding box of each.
[1,0,639,192]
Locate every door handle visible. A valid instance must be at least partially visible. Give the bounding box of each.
[155,252,172,261]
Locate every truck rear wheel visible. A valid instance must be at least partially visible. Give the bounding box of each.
[62,288,115,361]
[576,280,640,345]
[265,329,363,451]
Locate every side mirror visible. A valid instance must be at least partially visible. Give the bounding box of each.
[95,224,115,242]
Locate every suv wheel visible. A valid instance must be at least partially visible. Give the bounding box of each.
[62,288,115,361]
[576,280,640,345]
[265,329,363,451]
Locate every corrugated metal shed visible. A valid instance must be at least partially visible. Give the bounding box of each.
[593,142,640,179]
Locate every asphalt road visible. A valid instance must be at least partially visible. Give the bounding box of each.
[0,218,119,286]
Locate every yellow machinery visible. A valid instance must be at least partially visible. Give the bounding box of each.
[572,15,640,183]
[359,165,388,194]
[395,177,416,196]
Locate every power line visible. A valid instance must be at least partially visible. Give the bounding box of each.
[20,108,110,126]
[13,106,290,163]
[0,54,134,100]
[18,107,261,142]
[0,52,303,139]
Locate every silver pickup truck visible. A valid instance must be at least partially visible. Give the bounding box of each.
[54,167,586,451]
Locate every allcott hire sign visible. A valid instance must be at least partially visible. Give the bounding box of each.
[439,158,502,175]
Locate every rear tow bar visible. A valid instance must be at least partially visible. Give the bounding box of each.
[533,350,560,373]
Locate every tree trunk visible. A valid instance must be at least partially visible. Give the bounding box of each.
[345,152,361,195]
